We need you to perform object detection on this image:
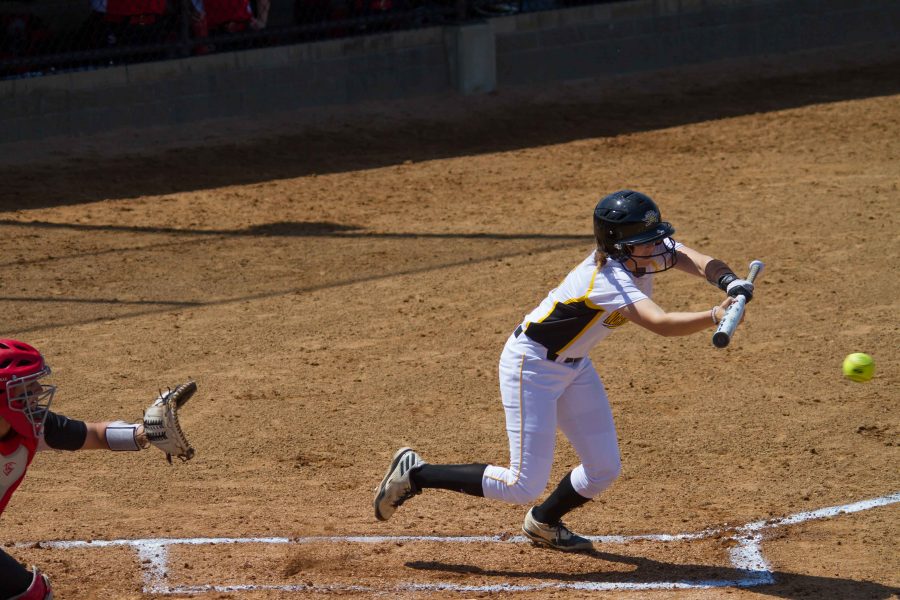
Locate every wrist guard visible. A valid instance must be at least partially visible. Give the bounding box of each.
[705,258,736,291]
[717,273,737,291]
[106,421,143,451]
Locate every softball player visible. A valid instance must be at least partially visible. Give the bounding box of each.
[0,339,191,599]
[374,190,754,551]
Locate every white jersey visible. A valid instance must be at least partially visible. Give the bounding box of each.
[520,242,681,359]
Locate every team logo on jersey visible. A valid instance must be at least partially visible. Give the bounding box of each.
[0,445,28,498]
[602,311,629,328]
[643,211,659,226]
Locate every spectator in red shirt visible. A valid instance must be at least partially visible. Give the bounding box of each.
[85,0,169,49]
[190,0,270,53]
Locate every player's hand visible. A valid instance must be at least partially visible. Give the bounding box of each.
[134,423,149,449]
[726,278,754,302]
[714,296,743,325]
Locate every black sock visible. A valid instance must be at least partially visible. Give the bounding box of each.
[0,548,33,598]
[531,472,590,526]
[410,463,487,497]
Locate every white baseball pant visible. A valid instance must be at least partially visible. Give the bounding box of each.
[481,332,622,504]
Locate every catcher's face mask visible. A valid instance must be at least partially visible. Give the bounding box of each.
[5,366,56,438]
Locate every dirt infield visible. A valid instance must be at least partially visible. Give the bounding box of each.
[1,48,898,599]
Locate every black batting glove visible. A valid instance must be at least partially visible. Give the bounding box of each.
[718,273,754,302]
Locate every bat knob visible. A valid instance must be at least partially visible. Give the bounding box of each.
[712,331,730,348]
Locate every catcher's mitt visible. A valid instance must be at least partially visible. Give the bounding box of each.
[143,380,197,464]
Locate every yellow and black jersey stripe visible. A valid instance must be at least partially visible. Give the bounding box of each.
[520,254,648,358]
[524,299,606,356]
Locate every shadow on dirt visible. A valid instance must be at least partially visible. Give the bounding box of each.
[7,237,583,335]
[0,219,585,240]
[407,551,900,599]
[2,50,899,211]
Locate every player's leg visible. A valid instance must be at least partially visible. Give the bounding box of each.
[553,359,621,508]
[0,548,52,600]
[480,346,564,505]
[0,548,32,599]
[409,462,487,496]
[374,337,570,520]
[524,360,620,551]
[373,448,487,521]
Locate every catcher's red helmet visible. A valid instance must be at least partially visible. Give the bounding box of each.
[0,339,55,438]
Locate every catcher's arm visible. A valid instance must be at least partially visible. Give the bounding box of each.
[141,380,197,463]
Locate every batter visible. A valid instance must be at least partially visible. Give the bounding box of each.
[374,190,755,551]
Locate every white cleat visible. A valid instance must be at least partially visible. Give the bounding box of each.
[522,507,594,552]
[373,447,424,521]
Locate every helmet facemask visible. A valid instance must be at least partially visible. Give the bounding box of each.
[616,237,678,276]
[5,366,55,438]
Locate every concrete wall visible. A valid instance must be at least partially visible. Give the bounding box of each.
[2,0,898,143]
[1,29,450,143]
[493,0,900,85]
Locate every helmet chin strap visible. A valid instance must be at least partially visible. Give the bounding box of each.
[619,255,647,277]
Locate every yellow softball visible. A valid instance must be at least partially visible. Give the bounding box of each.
[842,352,875,383]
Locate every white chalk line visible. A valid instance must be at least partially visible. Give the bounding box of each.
[21,491,899,595]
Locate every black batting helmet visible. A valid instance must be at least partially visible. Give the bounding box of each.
[593,190,677,274]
